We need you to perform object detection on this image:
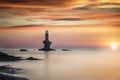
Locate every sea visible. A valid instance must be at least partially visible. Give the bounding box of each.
[0,48,120,80]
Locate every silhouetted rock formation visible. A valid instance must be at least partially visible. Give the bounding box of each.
[20,49,28,51]
[26,57,42,60]
[62,49,70,51]
[0,65,22,74]
[0,65,28,80]
[39,30,55,51]
[0,57,42,80]
[0,74,28,80]
[0,52,21,61]
[0,51,42,61]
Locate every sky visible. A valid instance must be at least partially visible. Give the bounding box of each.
[0,0,120,48]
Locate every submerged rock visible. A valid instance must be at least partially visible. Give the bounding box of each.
[62,49,70,51]
[20,49,28,51]
[26,57,42,60]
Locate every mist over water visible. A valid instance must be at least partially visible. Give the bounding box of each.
[1,49,120,80]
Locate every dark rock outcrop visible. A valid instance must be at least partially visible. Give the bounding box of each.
[20,49,28,51]
[39,48,55,51]
[0,74,28,80]
[0,65,28,80]
[0,51,42,61]
[62,49,70,51]
[0,65,22,74]
[26,57,42,60]
[0,52,21,61]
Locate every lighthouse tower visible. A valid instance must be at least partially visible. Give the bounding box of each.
[40,30,55,51]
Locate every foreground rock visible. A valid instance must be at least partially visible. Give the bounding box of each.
[0,65,28,80]
[0,52,21,61]
[0,65,22,74]
[0,51,42,61]
[0,74,28,80]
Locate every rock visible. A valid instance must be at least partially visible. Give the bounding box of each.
[26,57,41,60]
[39,48,55,51]
[20,49,28,51]
[0,51,43,61]
[0,65,28,80]
[0,65,22,74]
[0,51,22,61]
[0,65,9,70]
[0,74,28,80]
[62,49,70,51]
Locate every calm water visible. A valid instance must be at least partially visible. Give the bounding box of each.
[0,49,120,80]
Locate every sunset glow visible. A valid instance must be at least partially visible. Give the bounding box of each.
[0,1,120,80]
[0,0,119,48]
[111,42,118,50]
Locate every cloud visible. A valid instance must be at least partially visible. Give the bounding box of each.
[0,1,119,27]
[76,12,120,20]
[0,0,119,10]
[0,18,43,27]
[53,18,84,21]
[0,10,119,27]
[1,0,27,3]
[0,0,79,9]
[10,24,44,28]
[73,7,120,13]
[73,3,120,10]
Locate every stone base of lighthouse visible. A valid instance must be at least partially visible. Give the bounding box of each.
[39,48,55,51]
[39,40,55,51]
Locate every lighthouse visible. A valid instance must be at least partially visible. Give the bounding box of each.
[39,30,55,51]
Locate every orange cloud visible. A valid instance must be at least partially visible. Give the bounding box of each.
[0,0,119,10]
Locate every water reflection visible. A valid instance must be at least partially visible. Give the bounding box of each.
[4,49,120,80]
[44,52,50,80]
